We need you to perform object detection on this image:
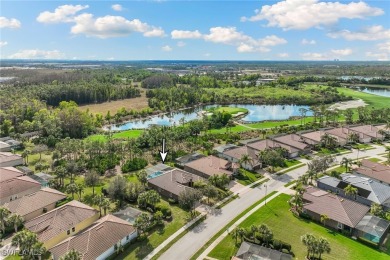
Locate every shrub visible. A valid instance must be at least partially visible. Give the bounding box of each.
[155,203,172,217]
[121,158,148,173]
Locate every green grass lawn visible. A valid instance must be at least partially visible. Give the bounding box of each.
[352,143,374,150]
[235,169,263,186]
[207,106,249,115]
[336,87,390,109]
[368,157,382,163]
[208,194,389,260]
[273,159,302,173]
[317,147,350,155]
[85,129,143,142]
[116,201,189,260]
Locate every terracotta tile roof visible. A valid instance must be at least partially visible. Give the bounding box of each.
[348,125,383,139]
[300,131,323,143]
[50,214,136,260]
[303,186,369,227]
[148,168,203,196]
[354,159,390,184]
[247,139,299,154]
[325,127,349,140]
[0,175,41,201]
[25,200,98,244]
[272,134,310,150]
[185,155,234,176]
[0,167,24,182]
[0,152,22,164]
[4,188,66,218]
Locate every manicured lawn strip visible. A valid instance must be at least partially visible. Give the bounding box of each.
[207,106,249,115]
[250,178,270,189]
[208,194,389,260]
[368,157,382,163]
[276,163,305,175]
[189,191,277,260]
[352,143,375,150]
[116,203,189,260]
[336,87,390,109]
[150,215,207,260]
[245,117,315,129]
[316,147,350,156]
[284,180,297,187]
[216,195,239,209]
[235,169,263,186]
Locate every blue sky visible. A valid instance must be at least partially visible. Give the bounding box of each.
[1,0,389,60]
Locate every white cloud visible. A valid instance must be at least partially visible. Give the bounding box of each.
[0,41,8,47]
[331,48,353,56]
[162,45,172,52]
[327,25,390,41]
[177,41,186,47]
[37,5,89,23]
[277,53,289,58]
[366,52,388,61]
[0,17,21,29]
[203,53,211,57]
[111,4,123,11]
[172,27,286,53]
[243,0,383,30]
[8,49,65,59]
[301,39,316,45]
[71,14,165,38]
[378,41,390,52]
[171,30,203,39]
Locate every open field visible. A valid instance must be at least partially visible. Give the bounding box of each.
[85,130,143,141]
[336,87,390,109]
[78,90,149,114]
[207,106,249,115]
[208,194,389,260]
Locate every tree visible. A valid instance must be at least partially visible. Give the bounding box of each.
[231,227,245,244]
[344,184,358,199]
[12,229,46,259]
[136,170,148,186]
[32,144,48,161]
[21,149,31,165]
[107,175,127,207]
[258,224,273,246]
[202,184,219,204]
[289,192,303,213]
[54,166,67,188]
[93,194,105,217]
[218,173,230,189]
[320,214,329,227]
[0,207,11,234]
[258,148,285,173]
[60,249,82,260]
[127,182,145,202]
[320,133,338,150]
[66,183,79,200]
[101,198,111,216]
[370,203,384,218]
[316,237,331,259]
[250,225,258,239]
[239,154,253,169]
[344,109,354,124]
[8,213,24,233]
[178,189,203,216]
[84,170,100,196]
[134,213,151,235]
[340,157,353,172]
[301,233,316,259]
[153,211,164,225]
[77,184,85,201]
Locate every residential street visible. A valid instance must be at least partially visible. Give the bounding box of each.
[158,144,388,260]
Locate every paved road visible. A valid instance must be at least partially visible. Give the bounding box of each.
[158,144,387,260]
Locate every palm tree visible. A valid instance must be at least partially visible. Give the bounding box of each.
[320,214,329,227]
[8,213,24,233]
[101,198,111,216]
[218,173,230,188]
[258,224,273,246]
[0,207,11,234]
[60,249,82,260]
[316,237,331,259]
[137,170,148,186]
[66,183,79,200]
[93,194,105,217]
[239,154,253,169]
[12,229,46,257]
[77,184,85,201]
[55,166,67,188]
[344,184,358,199]
[21,149,30,165]
[260,129,267,139]
[250,225,258,239]
[301,233,316,259]
[289,192,303,213]
[320,133,338,150]
[340,157,353,172]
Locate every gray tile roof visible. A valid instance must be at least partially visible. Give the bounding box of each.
[354,159,390,184]
[214,144,238,153]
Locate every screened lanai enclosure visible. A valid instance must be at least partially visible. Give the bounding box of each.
[354,215,390,245]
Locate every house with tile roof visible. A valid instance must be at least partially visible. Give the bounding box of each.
[184,155,237,177]
[353,159,390,185]
[220,146,260,171]
[0,141,11,152]
[3,187,66,222]
[271,134,312,154]
[233,241,292,260]
[0,152,23,167]
[49,214,137,260]
[147,168,204,201]
[0,174,41,205]
[347,125,384,143]
[25,200,99,249]
[303,186,370,232]
[317,174,390,210]
[0,167,24,182]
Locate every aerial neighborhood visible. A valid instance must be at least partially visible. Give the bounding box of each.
[1,2,390,257]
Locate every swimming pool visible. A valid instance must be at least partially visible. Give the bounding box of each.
[147,171,165,179]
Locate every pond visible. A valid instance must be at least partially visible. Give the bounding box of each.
[107,104,313,130]
[359,87,390,97]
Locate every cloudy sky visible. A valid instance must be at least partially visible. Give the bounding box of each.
[1,0,389,60]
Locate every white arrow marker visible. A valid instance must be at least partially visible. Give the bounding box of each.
[159,138,168,163]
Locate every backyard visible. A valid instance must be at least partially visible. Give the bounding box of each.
[208,194,389,260]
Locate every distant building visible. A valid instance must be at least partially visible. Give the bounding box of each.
[256,78,275,86]
[353,159,390,185]
[0,174,41,205]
